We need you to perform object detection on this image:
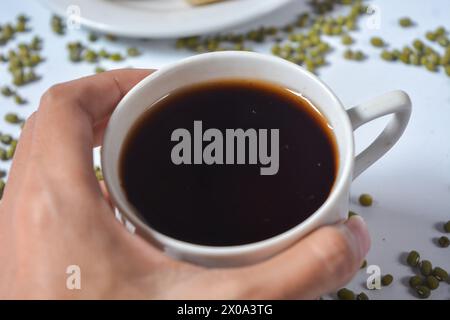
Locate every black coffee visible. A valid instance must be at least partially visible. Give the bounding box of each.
[120,79,337,246]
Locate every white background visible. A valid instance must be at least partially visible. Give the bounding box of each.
[0,0,449,299]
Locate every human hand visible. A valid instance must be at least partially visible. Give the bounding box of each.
[0,69,370,299]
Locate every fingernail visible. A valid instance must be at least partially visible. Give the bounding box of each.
[344,215,371,260]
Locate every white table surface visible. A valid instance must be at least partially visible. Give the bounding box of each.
[0,0,449,300]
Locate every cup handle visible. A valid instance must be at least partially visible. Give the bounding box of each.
[346,90,412,179]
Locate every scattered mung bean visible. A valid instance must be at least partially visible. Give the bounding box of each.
[1,86,14,97]
[88,33,98,42]
[0,179,5,198]
[109,53,123,61]
[356,292,369,300]
[399,17,414,28]
[348,211,358,218]
[359,194,373,206]
[432,267,448,281]
[127,47,141,57]
[4,113,21,124]
[337,288,355,300]
[406,250,420,267]
[95,66,106,74]
[425,275,439,290]
[105,34,117,41]
[381,274,393,286]
[0,148,7,161]
[381,50,396,61]
[83,49,98,63]
[409,275,423,288]
[426,32,437,42]
[438,236,450,248]
[50,15,65,35]
[370,37,385,48]
[444,221,450,233]
[6,142,16,160]
[95,166,103,181]
[0,134,13,145]
[14,94,26,105]
[360,259,367,269]
[419,260,432,276]
[415,285,430,299]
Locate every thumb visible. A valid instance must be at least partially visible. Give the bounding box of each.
[230,215,370,299]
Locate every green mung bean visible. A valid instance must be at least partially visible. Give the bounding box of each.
[406,250,420,267]
[438,37,449,47]
[109,53,123,61]
[15,21,27,33]
[381,274,393,286]
[435,26,446,37]
[392,50,401,59]
[4,113,21,124]
[360,259,367,269]
[420,260,432,276]
[0,148,7,161]
[95,166,103,181]
[83,49,97,63]
[98,49,109,58]
[425,62,438,72]
[0,135,13,145]
[14,94,26,105]
[343,49,354,60]
[271,44,281,55]
[425,275,439,290]
[305,59,316,73]
[415,285,430,299]
[95,66,106,74]
[370,37,385,48]
[17,14,28,23]
[342,34,354,46]
[51,15,65,35]
[381,50,395,61]
[432,267,448,281]
[399,17,414,28]
[1,86,14,97]
[0,179,5,198]
[88,33,98,42]
[6,144,16,160]
[410,54,420,66]
[30,36,42,51]
[445,221,450,233]
[105,34,117,41]
[359,194,373,206]
[409,275,422,288]
[354,51,365,61]
[438,236,450,248]
[426,32,437,42]
[127,47,141,57]
[337,288,355,300]
[413,39,424,52]
[400,53,411,64]
[356,292,369,300]
[348,211,358,218]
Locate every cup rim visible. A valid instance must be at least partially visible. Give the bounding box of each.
[102,51,355,256]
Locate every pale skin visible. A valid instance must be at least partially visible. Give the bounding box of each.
[0,69,370,299]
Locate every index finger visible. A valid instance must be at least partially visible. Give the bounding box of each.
[27,69,152,183]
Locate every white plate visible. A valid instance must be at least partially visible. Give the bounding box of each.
[40,0,293,38]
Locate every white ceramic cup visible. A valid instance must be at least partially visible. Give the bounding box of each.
[102,51,412,267]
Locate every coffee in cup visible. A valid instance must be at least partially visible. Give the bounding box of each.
[120,78,338,246]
